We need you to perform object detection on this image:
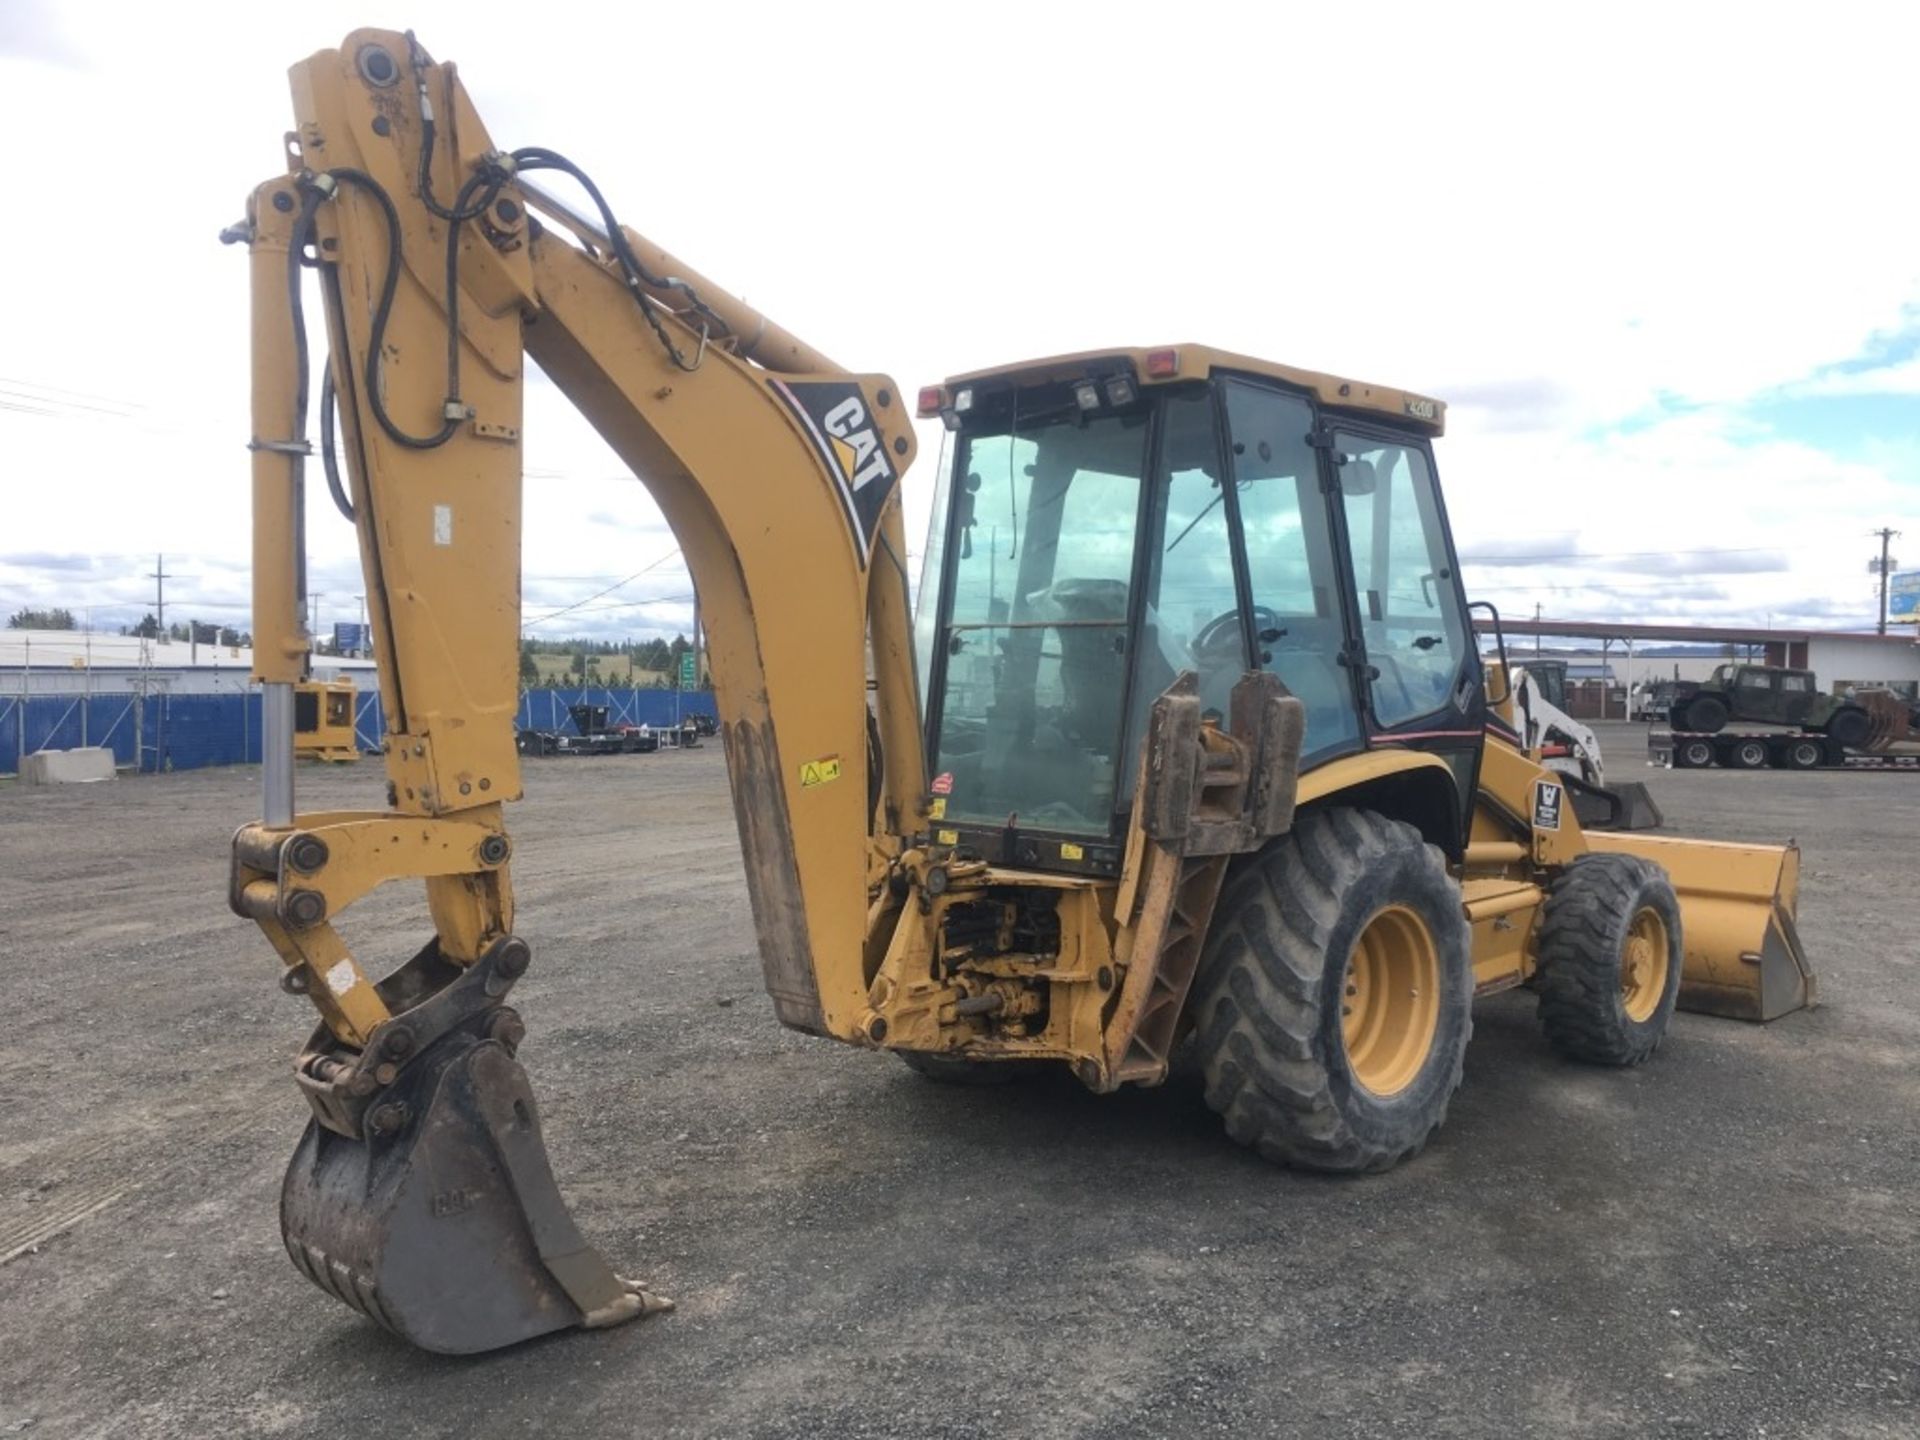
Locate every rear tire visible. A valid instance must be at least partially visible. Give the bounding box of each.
[1728,737,1770,770]
[1535,854,1682,1066]
[1682,696,1728,733]
[1675,737,1715,769]
[1783,737,1825,770]
[897,1052,1026,1086]
[1190,808,1473,1174]
[1824,707,1870,750]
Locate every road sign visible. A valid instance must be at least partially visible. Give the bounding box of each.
[1890,571,1920,624]
[678,650,698,688]
[333,621,370,654]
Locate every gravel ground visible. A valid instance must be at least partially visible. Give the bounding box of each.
[1,722,1916,1439]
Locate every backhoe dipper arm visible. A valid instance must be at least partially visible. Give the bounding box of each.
[229,29,923,1353]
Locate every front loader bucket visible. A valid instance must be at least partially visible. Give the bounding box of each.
[281,1025,663,1354]
[1584,832,1815,1021]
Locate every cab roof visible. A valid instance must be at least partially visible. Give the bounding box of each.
[942,344,1446,437]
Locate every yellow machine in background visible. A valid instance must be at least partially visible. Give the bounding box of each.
[292,680,358,763]
[227,28,1816,1356]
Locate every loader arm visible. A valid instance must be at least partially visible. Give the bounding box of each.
[231,29,925,1351]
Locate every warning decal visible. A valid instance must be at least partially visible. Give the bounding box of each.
[799,755,842,789]
[1533,780,1563,832]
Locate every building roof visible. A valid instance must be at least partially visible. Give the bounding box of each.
[1473,618,1918,647]
[0,629,378,674]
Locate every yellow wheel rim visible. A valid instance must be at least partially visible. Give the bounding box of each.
[1621,906,1670,1022]
[1340,905,1442,1098]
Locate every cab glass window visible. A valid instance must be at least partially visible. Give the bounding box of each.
[929,407,1149,833]
[1335,436,1469,729]
[1222,381,1359,755]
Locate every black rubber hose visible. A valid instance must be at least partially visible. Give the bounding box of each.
[322,168,460,450]
[510,146,721,370]
[285,188,323,612]
[319,361,354,522]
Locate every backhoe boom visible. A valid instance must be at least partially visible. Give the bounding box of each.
[234,28,924,1351]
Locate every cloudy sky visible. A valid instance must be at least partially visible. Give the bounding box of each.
[1,1,1915,643]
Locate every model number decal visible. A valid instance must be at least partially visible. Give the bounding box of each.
[1405,397,1439,421]
[1533,780,1563,832]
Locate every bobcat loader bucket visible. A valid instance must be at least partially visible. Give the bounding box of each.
[279,942,668,1354]
[1566,776,1665,832]
[1584,831,1815,1021]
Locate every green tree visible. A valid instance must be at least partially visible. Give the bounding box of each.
[132,613,161,638]
[519,643,539,685]
[7,607,76,630]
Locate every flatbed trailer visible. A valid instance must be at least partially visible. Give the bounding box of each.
[1650,726,1920,772]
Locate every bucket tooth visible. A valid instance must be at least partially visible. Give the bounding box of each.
[280,1024,665,1354]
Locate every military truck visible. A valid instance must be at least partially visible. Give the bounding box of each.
[1669,664,1872,749]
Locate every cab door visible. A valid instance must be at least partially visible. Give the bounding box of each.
[1328,429,1483,813]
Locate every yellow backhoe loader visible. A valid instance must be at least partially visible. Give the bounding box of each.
[226,29,1817,1355]
[292,679,358,763]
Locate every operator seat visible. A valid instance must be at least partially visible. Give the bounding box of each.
[1031,578,1132,746]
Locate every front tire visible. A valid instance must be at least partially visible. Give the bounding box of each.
[1190,808,1473,1174]
[1535,854,1682,1066]
[1824,707,1870,750]
[1682,696,1728,733]
[896,1052,1025,1086]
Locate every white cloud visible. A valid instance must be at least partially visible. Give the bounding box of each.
[1790,357,1920,398]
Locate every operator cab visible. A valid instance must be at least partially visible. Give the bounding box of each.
[914,346,1481,874]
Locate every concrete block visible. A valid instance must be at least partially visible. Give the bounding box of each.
[20,747,117,785]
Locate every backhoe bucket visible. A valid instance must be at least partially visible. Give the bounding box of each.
[1584,831,1815,1021]
[281,1025,662,1354]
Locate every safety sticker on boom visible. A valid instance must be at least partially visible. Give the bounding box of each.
[799,754,842,789]
[1533,779,1563,832]
[769,379,900,564]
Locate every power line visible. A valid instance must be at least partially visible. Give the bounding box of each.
[521,546,683,627]
[523,591,696,625]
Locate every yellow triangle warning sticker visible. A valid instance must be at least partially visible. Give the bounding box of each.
[799,755,842,788]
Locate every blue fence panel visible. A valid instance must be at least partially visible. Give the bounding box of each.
[353,690,386,753]
[144,692,263,773]
[513,687,717,734]
[86,695,140,767]
[2,688,719,777]
[0,694,142,775]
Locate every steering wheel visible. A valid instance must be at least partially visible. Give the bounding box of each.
[1191,606,1286,665]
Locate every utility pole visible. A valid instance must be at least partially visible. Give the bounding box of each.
[147,553,172,635]
[691,590,703,690]
[1533,601,1542,656]
[1869,528,1901,635]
